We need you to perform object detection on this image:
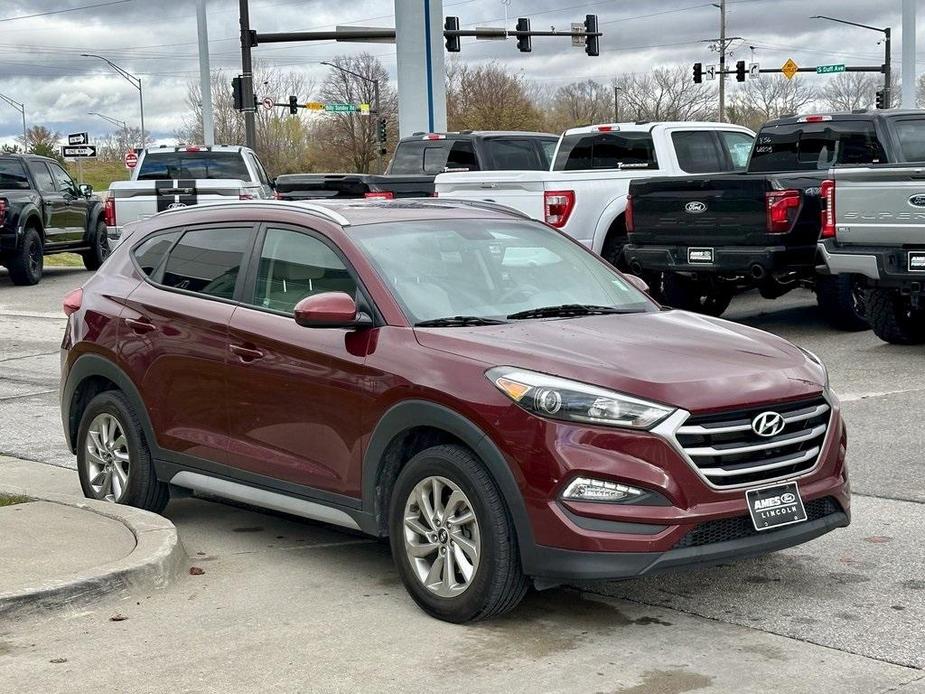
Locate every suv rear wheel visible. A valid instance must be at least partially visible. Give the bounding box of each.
[76,390,169,513]
[389,444,528,623]
[662,273,734,317]
[7,226,43,286]
[867,288,925,345]
[815,274,869,331]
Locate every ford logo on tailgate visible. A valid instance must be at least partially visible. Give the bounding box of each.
[908,194,925,208]
[684,201,707,214]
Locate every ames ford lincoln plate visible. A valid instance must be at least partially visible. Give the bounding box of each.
[60,199,849,622]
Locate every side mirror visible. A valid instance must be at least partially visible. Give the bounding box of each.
[623,273,650,294]
[294,292,372,329]
[79,183,93,197]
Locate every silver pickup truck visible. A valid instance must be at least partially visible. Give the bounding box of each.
[818,165,925,344]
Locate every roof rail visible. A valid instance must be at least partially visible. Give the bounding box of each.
[157,200,352,226]
[436,198,531,220]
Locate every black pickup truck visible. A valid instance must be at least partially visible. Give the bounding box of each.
[0,154,107,286]
[274,130,558,200]
[624,110,925,329]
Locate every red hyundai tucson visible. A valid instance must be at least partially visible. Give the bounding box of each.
[60,199,850,623]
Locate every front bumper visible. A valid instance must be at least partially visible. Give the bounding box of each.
[818,239,925,292]
[624,243,815,275]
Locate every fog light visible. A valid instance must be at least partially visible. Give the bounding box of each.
[561,477,644,503]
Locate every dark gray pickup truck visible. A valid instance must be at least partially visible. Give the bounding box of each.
[625,110,925,330]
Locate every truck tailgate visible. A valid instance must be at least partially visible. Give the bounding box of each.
[832,165,925,245]
[630,174,771,246]
[435,171,546,219]
[108,179,246,224]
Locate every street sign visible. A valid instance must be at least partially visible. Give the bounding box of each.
[781,58,799,80]
[325,103,361,112]
[123,150,138,169]
[749,63,761,79]
[705,64,717,80]
[61,145,96,158]
[305,102,325,111]
[262,97,274,111]
[68,132,89,146]
[816,64,846,75]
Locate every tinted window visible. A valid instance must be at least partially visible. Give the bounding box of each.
[161,226,251,299]
[48,162,77,194]
[27,162,55,193]
[136,152,250,181]
[539,139,558,168]
[253,228,356,314]
[133,231,181,277]
[893,119,925,162]
[247,153,270,185]
[554,132,657,171]
[0,159,30,189]
[749,121,887,172]
[389,139,479,175]
[719,131,754,169]
[483,138,545,170]
[672,131,724,173]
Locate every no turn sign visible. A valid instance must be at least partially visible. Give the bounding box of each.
[262,97,274,111]
[124,150,139,169]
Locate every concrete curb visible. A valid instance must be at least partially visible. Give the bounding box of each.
[0,489,186,620]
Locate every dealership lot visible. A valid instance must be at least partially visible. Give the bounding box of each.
[0,266,923,692]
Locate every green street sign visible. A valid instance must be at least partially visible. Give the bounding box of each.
[816,64,846,75]
[325,103,360,112]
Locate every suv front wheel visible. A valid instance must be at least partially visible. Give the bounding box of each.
[389,444,528,623]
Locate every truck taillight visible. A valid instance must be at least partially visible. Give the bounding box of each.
[364,191,394,200]
[103,196,116,226]
[624,194,634,232]
[0,198,7,227]
[820,179,836,239]
[63,288,82,317]
[544,190,575,228]
[766,189,800,233]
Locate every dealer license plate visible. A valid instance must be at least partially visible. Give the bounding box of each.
[745,481,807,531]
[688,247,714,264]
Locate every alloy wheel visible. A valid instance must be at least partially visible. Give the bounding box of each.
[403,476,481,598]
[85,413,130,502]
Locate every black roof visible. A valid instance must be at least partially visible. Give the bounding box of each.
[764,109,925,127]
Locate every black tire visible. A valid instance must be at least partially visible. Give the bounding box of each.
[662,273,734,317]
[7,226,43,286]
[601,229,628,272]
[388,444,528,623]
[76,390,169,513]
[815,274,869,331]
[867,288,925,345]
[81,219,111,271]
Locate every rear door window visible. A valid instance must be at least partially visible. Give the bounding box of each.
[0,159,30,189]
[553,132,658,171]
[137,151,251,180]
[749,121,887,172]
[160,226,253,300]
[892,119,925,162]
[672,131,725,173]
[27,161,55,193]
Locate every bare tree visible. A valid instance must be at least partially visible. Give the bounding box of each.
[546,80,613,132]
[96,127,146,162]
[615,67,716,122]
[819,72,878,111]
[446,61,544,132]
[726,76,816,130]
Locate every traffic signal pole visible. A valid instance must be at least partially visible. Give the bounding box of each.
[718,0,726,123]
[239,0,257,149]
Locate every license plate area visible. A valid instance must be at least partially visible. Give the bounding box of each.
[688,247,714,264]
[908,251,925,272]
[745,482,807,531]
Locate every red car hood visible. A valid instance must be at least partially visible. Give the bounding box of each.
[414,310,826,413]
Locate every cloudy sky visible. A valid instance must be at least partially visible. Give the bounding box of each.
[0,0,916,145]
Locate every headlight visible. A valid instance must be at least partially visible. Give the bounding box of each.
[798,347,829,388]
[486,367,675,430]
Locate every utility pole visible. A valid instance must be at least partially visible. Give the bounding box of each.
[902,0,916,108]
[197,0,215,146]
[613,85,621,122]
[81,54,145,146]
[320,60,382,173]
[239,0,257,149]
[718,0,726,122]
[0,93,26,148]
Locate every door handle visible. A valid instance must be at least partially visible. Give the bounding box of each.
[230,344,264,362]
[124,317,156,334]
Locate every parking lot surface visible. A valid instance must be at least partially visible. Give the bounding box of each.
[1,266,923,692]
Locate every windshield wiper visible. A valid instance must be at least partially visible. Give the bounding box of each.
[414,316,508,328]
[506,304,627,320]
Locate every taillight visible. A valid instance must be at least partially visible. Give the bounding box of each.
[239,191,256,200]
[0,198,7,227]
[63,288,82,317]
[103,196,116,226]
[364,191,394,200]
[820,179,836,239]
[544,190,575,228]
[624,194,634,232]
[766,189,800,233]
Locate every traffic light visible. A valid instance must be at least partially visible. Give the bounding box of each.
[445,16,460,53]
[693,62,703,84]
[288,95,298,115]
[584,14,599,57]
[232,76,244,111]
[735,60,746,82]
[516,18,531,53]
[377,117,387,144]
[875,89,886,109]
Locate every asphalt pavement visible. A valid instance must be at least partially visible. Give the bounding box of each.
[0,266,923,693]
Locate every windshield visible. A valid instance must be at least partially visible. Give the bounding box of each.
[136,151,250,181]
[749,121,887,172]
[352,219,655,324]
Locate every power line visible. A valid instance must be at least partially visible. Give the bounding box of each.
[0,0,133,23]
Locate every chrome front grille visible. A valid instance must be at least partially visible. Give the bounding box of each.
[673,396,831,488]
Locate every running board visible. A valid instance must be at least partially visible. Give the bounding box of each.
[169,471,361,531]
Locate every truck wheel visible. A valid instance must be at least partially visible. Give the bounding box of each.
[662,273,733,317]
[81,220,110,271]
[389,444,528,623]
[601,231,628,272]
[815,274,869,331]
[867,288,925,345]
[7,226,43,286]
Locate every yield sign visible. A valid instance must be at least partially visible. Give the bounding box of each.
[780,58,799,80]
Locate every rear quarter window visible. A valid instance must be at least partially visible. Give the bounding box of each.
[133,231,182,277]
[749,121,887,172]
[553,132,658,171]
[892,119,925,162]
[0,159,29,189]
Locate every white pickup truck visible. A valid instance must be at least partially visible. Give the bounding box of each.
[104,144,273,241]
[434,121,754,268]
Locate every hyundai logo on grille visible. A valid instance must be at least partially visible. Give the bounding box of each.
[752,411,785,437]
[684,201,707,214]
[908,194,925,208]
